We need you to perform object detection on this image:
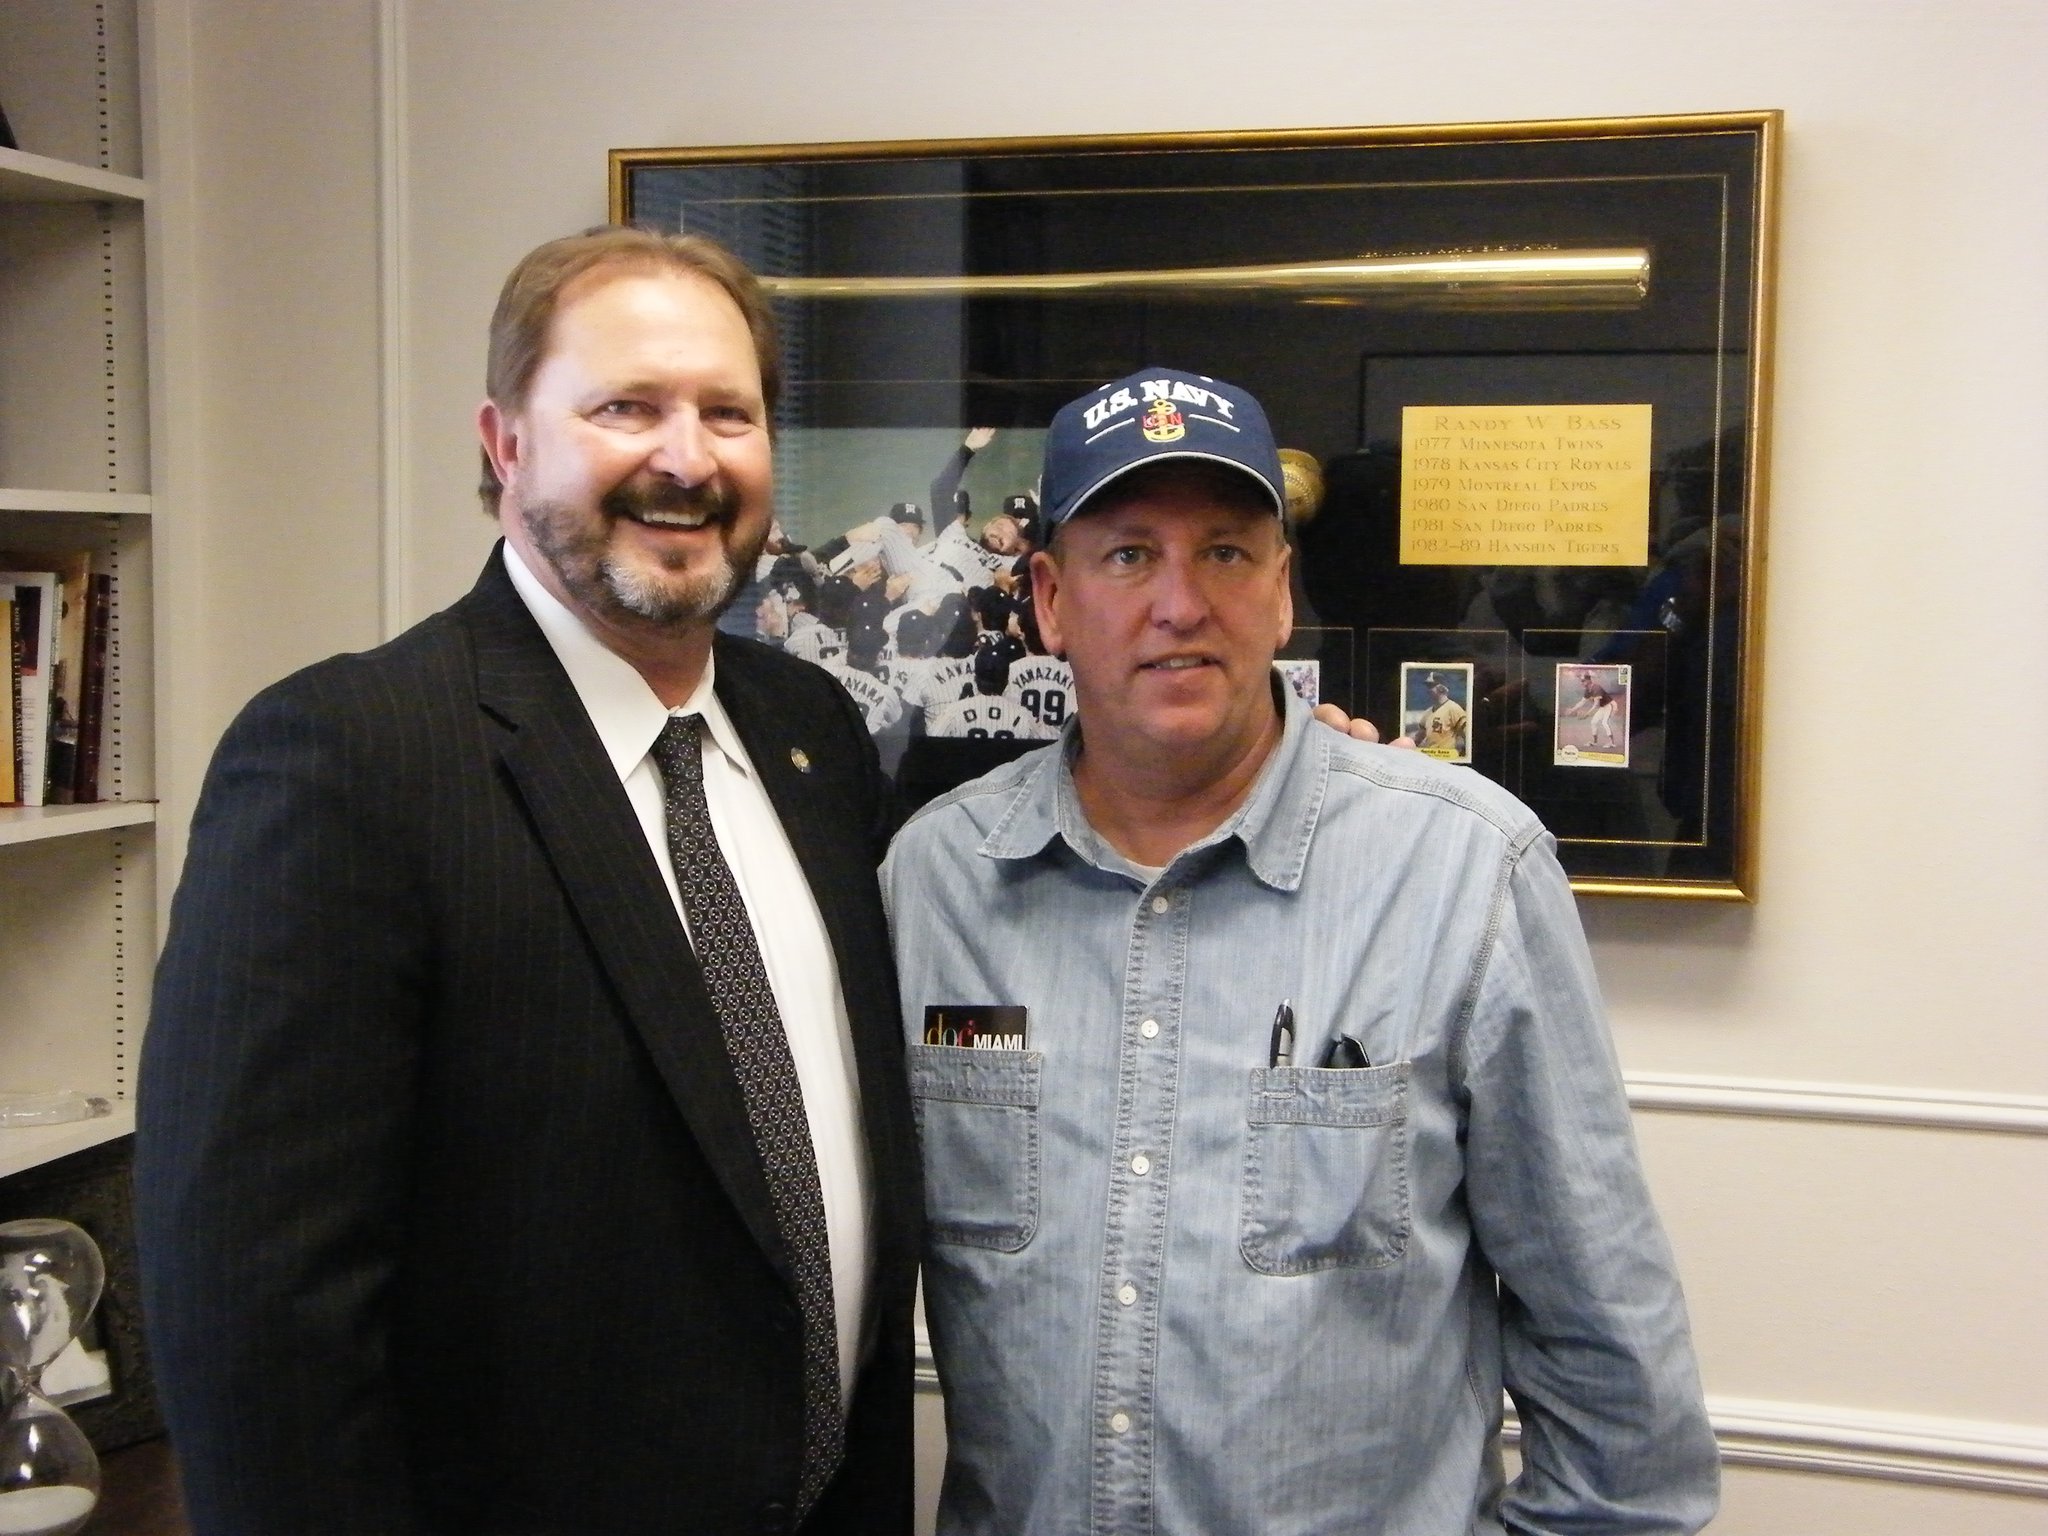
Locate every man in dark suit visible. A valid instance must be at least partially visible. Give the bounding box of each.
[135,227,921,1535]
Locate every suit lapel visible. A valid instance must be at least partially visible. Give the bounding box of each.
[460,556,793,1283]
[717,651,836,900]
[714,641,874,1014]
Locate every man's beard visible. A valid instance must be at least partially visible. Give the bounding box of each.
[521,477,768,630]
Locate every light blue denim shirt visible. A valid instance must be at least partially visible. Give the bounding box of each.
[882,686,1717,1536]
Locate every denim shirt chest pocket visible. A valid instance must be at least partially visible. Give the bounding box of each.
[1240,1061,1411,1274]
[909,1043,1043,1251]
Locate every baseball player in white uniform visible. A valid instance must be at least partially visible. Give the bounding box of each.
[1003,653,1076,735]
[929,646,1055,740]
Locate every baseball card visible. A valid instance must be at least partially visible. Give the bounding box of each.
[1274,658,1321,708]
[1553,662,1631,767]
[1400,662,1474,763]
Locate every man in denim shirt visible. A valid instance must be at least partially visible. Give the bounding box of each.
[881,368,1717,1535]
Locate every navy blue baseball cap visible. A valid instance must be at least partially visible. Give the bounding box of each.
[1039,367,1285,531]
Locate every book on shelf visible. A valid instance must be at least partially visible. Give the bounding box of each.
[0,550,97,806]
[0,570,58,807]
[2,593,17,805]
[71,571,113,802]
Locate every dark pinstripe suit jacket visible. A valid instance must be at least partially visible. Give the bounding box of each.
[136,552,920,1535]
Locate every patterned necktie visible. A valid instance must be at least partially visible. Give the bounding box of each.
[650,714,843,1515]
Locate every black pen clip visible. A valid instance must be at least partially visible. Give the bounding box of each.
[1320,1034,1371,1070]
[1267,1000,1295,1068]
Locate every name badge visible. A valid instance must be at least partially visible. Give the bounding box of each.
[923,1004,1028,1050]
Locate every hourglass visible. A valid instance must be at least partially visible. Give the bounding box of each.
[0,1219,104,1536]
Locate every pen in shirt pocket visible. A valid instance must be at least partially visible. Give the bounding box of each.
[1269,1007,1372,1070]
[1267,1001,1294,1068]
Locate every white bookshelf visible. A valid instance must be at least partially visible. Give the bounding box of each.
[0,144,146,204]
[0,1102,137,1182]
[0,802,156,848]
[0,0,154,1173]
[0,490,152,516]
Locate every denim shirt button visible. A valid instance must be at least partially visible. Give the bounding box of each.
[1109,1411,1132,1435]
[1130,1153,1151,1175]
[1149,894,1170,914]
[1117,1282,1138,1306]
[1139,1018,1159,1038]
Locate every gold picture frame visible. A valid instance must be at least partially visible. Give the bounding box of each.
[612,112,1780,899]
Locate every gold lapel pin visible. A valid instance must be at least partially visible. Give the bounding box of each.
[790,748,812,773]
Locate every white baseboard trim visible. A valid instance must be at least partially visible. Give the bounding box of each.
[1626,1072,2048,1135]
[1697,1397,2048,1496]
[912,1331,2045,1496]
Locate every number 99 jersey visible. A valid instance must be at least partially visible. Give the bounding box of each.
[1004,655,1075,734]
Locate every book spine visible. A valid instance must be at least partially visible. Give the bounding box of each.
[17,582,42,806]
[71,573,113,804]
[0,577,53,807]
[2,597,19,806]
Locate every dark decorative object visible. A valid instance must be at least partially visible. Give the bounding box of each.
[0,1138,162,1453]
[0,1217,105,1530]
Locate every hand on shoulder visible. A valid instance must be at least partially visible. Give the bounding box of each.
[1312,702,1415,748]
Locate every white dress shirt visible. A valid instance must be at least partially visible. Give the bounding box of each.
[505,544,872,1403]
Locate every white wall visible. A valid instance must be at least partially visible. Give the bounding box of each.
[165,1,2048,1529]
[149,0,385,859]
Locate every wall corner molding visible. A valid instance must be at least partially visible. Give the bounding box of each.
[376,0,411,639]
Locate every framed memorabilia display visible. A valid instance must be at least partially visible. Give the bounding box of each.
[613,111,1779,898]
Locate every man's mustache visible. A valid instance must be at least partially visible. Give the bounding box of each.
[601,478,735,523]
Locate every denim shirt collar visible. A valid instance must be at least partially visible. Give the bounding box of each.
[977,679,1326,892]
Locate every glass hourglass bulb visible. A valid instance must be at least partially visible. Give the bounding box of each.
[0,1221,105,1536]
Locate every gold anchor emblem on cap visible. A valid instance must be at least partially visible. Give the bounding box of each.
[790,748,812,773]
